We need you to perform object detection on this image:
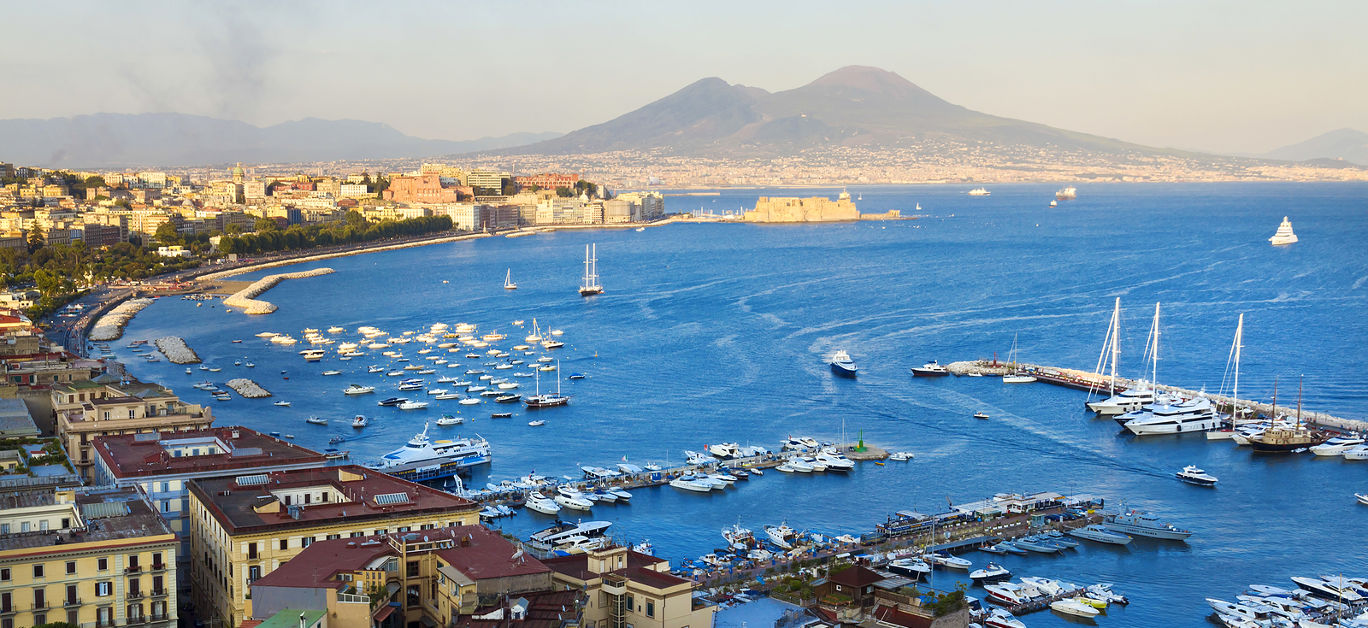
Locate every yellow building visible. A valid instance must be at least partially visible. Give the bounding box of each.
[544,546,715,628]
[0,487,178,628]
[742,191,859,223]
[187,466,481,628]
[54,380,213,481]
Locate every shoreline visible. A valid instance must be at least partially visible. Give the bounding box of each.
[223,268,335,315]
[198,232,494,281]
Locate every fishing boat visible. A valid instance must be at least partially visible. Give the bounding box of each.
[829,350,858,377]
[764,523,799,549]
[1268,216,1298,245]
[910,361,949,377]
[504,268,517,290]
[578,243,603,296]
[1176,464,1219,486]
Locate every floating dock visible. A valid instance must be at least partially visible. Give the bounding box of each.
[946,360,1368,432]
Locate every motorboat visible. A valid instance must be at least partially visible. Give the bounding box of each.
[888,451,914,461]
[764,523,799,549]
[321,370,342,376]
[984,582,1040,606]
[924,551,971,570]
[1021,577,1078,597]
[524,493,561,515]
[435,414,462,426]
[273,400,291,407]
[973,412,990,420]
[707,443,740,459]
[910,361,949,377]
[983,608,1026,628]
[344,384,375,395]
[669,476,712,493]
[1357,493,1368,505]
[814,453,854,471]
[887,558,931,581]
[829,350,857,377]
[1068,524,1133,545]
[527,419,545,426]
[785,458,814,473]
[352,415,369,428]
[1121,396,1221,435]
[1103,509,1193,540]
[782,436,820,451]
[1269,216,1299,245]
[1176,464,1219,486]
[305,416,327,425]
[525,520,611,552]
[1310,435,1365,456]
[377,397,407,407]
[1050,598,1099,618]
[553,488,593,511]
[970,563,1012,584]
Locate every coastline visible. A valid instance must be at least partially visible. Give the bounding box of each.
[222,268,336,315]
[198,232,494,281]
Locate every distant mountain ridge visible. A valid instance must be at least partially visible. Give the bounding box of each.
[496,65,1149,157]
[1264,128,1368,166]
[0,113,560,169]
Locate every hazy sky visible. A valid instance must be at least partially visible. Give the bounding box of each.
[2,0,1364,155]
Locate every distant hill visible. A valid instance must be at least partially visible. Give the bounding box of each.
[1264,128,1368,166]
[0,113,560,169]
[497,65,1150,157]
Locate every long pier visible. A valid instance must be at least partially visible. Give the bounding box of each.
[946,360,1368,433]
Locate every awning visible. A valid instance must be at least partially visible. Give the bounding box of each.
[373,605,395,621]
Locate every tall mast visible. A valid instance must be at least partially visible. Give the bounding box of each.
[1296,375,1303,428]
[1233,313,1243,419]
[1151,302,1161,387]
[1109,298,1120,396]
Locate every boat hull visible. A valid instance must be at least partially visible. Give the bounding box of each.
[910,368,949,377]
[830,362,858,378]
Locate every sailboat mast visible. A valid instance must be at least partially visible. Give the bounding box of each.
[1297,375,1303,428]
[1233,314,1243,418]
[1151,302,1161,387]
[1109,298,1120,396]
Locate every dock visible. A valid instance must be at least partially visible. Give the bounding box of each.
[946,360,1368,432]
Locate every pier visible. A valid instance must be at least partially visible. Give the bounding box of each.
[946,360,1368,432]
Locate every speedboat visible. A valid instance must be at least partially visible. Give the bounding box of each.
[669,476,713,493]
[305,416,327,425]
[524,493,561,515]
[1068,524,1133,545]
[1176,464,1219,486]
[1310,435,1365,456]
[970,563,1012,584]
[343,384,375,395]
[887,557,931,581]
[1050,598,1099,618]
[352,415,369,428]
[983,608,1026,628]
[829,350,857,377]
[910,361,949,377]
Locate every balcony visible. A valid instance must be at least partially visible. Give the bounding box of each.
[125,566,142,574]
[33,601,48,611]
[64,597,83,608]
[126,590,146,600]
[601,574,628,596]
[149,563,167,573]
[127,616,149,625]
[150,614,170,622]
[150,590,167,598]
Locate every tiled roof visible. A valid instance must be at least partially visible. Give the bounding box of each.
[93,426,325,479]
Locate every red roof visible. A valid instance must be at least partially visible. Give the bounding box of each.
[873,604,933,628]
[94,426,326,478]
[542,549,689,590]
[828,565,884,588]
[435,527,551,580]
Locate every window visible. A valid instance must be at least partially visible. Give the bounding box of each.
[34,588,45,609]
[32,614,45,627]
[128,555,139,568]
[406,562,419,577]
[61,517,71,529]
[97,606,113,626]
[98,558,108,571]
[301,537,312,548]
[67,585,78,604]
[67,610,79,626]
[646,601,654,618]
[33,564,44,578]
[96,581,112,597]
[279,539,288,550]
[0,592,10,612]
[247,542,258,559]
[0,567,8,581]
[350,531,363,538]
[247,566,260,583]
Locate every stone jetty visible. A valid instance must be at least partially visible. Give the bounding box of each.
[222,268,335,315]
[226,378,271,398]
[154,336,200,364]
[88,298,155,341]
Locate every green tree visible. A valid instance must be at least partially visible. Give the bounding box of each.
[26,225,44,253]
[254,217,280,232]
[153,222,181,246]
[84,175,106,188]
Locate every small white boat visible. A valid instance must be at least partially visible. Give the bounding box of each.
[1176,464,1219,486]
[352,415,369,428]
[504,268,517,290]
[321,370,341,376]
[306,416,327,425]
[1357,493,1368,505]
[343,384,375,395]
[435,414,462,426]
[669,476,713,492]
[398,400,429,410]
[525,493,561,515]
[888,451,915,461]
[273,401,291,407]
[1050,598,1100,618]
[528,419,545,426]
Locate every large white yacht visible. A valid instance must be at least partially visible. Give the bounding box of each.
[1269,216,1298,245]
[1121,396,1220,435]
[526,520,612,552]
[368,423,491,482]
[1309,435,1365,456]
[1087,384,1155,415]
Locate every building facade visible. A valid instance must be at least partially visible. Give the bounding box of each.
[53,381,214,481]
[543,546,715,628]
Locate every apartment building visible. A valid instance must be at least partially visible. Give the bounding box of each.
[543,546,715,628]
[53,381,214,481]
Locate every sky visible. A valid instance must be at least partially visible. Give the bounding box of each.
[1,0,1364,156]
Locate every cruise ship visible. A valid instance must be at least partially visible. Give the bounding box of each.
[1269,216,1298,245]
[1120,396,1220,435]
[368,423,491,483]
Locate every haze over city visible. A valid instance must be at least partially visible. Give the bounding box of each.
[3,0,1366,155]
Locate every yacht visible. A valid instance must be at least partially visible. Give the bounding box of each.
[1087,384,1155,415]
[1269,216,1298,245]
[1121,396,1220,435]
[829,350,857,377]
[1001,334,1035,383]
[1289,577,1365,603]
[343,384,375,395]
[368,424,491,482]
[970,563,1012,584]
[764,523,799,549]
[1068,524,1133,545]
[523,493,561,515]
[352,415,369,428]
[1310,435,1365,456]
[1343,444,1368,460]
[1176,464,1219,486]
[887,557,931,581]
[967,187,991,196]
[814,452,854,471]
[579,243,604,296]
[524,364,568,408]
[435,414,462,426]
[1055,186,1078,200]
[525,520,611,552]
[924,552,971,570]
[669,476,713,493]
[910,361,949,377]
[1103,509,1193,540]
[554,487,594,511]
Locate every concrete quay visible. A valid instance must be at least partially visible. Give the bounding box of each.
[946,360,1368,432]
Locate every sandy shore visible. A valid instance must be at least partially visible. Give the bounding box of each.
[223,268,335,315]
[88,298,155,341]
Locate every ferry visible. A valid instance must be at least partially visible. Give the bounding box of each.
[368,423,491,483]
[1268,216,1298,245]
[1102,509,1192,540]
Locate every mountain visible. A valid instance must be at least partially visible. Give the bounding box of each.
[498,66,1146,157]
[1264,128,1368,166]
[0,113,560,168]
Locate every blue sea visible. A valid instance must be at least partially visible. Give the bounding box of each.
[113,182,1368,627]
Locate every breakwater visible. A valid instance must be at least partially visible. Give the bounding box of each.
[87,298,155,342]
[222,268,335,315]
[226,378,271,398]
[154,336,200,364]
[947,360,1368,432]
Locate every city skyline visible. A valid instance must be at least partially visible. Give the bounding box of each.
[1,1,1365,157]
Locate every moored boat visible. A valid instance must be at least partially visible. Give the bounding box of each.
[910,361,949,377]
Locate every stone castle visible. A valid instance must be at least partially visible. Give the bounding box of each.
[742,190,860,223]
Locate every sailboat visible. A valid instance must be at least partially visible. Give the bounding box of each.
[524,360,569,408]
[1119,303,1221,435]
[525,318,543,343]
[504,268,517,290]
[1086,298,1130,413]
[1002,334,1036,383]
[579,243,603,296]
[1249,375,1327,452]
